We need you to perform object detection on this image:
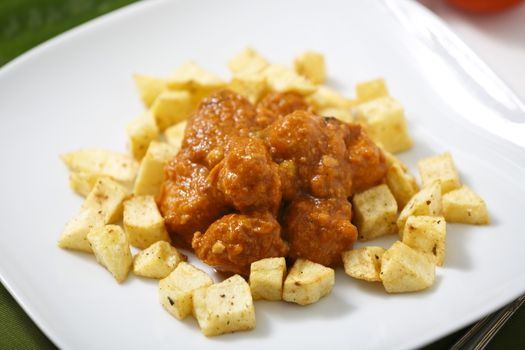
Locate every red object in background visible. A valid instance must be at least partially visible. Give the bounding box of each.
[447,0,524,13]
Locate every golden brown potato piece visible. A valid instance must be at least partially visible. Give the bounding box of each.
[192,212,289,276]
[283,196,357,266]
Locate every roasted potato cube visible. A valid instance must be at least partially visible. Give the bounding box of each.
[228,47,269,77]
[164,120,187,149]
[133,241,185,279]
[380,241,435,293]
[127,112,159,160]
[282,259,334,305]
[167,61,225,90]
[87,225,133,283]
[249,257,286,301]
[293,51,326,85]
[59,177,128,252]
[352,184,398,240]
[386,162,420,209]
[133,141,179,197]
[402,216,446,266]
[342,246,385,282]
[61,149,139,186]
[123,195,170,249]
[150,90,193,131]
[159,262,213,320]
[317,107,353,124]
[133,74,167,107]
[354,96,412,153]
[442,186,489,224]
[397,181,442,236]
[307,86,354,110]
[264,64,316,95]
[356,78,389,103]
[193,275,255,336]
[68,172,99,197]
[418,152,461,194]
[228,74,267,104]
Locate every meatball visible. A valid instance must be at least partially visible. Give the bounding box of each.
[345,123,387,193]
[158,155,229,246]
[192,212,289,275]
[217,137,281,214]
[283,196,357,266]
[182,89,258,168]
[256,91,311,127]
[264,111,353,200]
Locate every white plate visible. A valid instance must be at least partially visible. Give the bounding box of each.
[1,0,525,349]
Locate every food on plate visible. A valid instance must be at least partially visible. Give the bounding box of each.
[397,180,442,236]
[61,149,138,192]
[133,241,185,279]
[123,195,170,249]
[59,177,128,252]
[159,262,213,320]
[418,152,461,194]
[282,259,335,305]
[351,184,398,241]
[354,96,412,153]
[87,225,133,283]
[193,274,256,336]
[133,141,179,196]
[249,257,287,301]
[127,112,160,160]
[59,48,491,337]
[402,216,446,266]
[380,241,436,293]
[293,50,326,85]
[442,186,490,224]
[342,246,385,282]
[355,78,389,103]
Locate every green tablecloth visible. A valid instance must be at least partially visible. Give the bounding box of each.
[1,1,524,349]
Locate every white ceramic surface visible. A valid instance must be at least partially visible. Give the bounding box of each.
[1,0,524,349]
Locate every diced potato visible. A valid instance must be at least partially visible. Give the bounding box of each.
[61,149,139,186]
[123,195,170,249]
[133,241,185,279]
[317,107,353,124]
[352,184,398,241]
[354,96,412,153]
[380,241,435,293]
[293,51,326,85]
[249,257,286,301]
[356,78,389,103]
[167,61,225,90]
[68,172,99,197]
[133,74,167,107]
[127,112,159,160]
[402,216,446,266]
[264,64,316,95]
[282,259,334,305]
[164,120,187,149]
[386,162,420,209]
[87,225,133,283]
[58,177,128,252]
[159,262,213,320]
[133,142,179,197]
[397,181,442,237]
[342,246,385,282]
[228,74,267,104]
[307,86,354,110]
[442,186,489,224]
[418,152,460,194]
[228,48,269,77]
[193,275,255,336]
[150,90,194,131]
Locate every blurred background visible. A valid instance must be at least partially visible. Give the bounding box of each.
[0,0,524,349]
